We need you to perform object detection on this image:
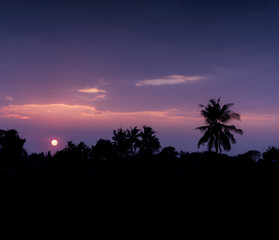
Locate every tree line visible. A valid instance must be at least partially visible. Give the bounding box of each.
[0,127,279,170]
[0,98,278,170]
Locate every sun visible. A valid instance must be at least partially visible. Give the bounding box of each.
[51,139,58,146]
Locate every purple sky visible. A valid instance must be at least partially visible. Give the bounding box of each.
[1,0,279,155]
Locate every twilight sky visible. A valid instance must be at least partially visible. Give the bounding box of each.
[1,0,279,155]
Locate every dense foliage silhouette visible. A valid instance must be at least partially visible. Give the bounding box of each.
[262,147,279,164]
[138,125,161,157]
[0,122,278,181]
[112,128,130,158]
[196,98,243,153]
[0,129,27,167]
[126,127,141,156]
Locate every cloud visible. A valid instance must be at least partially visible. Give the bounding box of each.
[0,113,30,120]
[136,75,206,86]
[90,95,106,101]
[75,94,106,102]
[0,104,200,128]
[77,88,106,93]
[0,104,97,121]
[5,96,14,101]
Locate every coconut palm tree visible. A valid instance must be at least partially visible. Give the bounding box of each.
[138,126,161,156]
[196,98,243,153]
[126,127,141,156]
[112,128,129,157]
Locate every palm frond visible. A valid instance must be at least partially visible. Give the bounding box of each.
[230,112,241,121]
[225,125,244,135]
[219,131,232,151]
[224,128,236,144]
[195,126,209,132]
[198,130,211,148]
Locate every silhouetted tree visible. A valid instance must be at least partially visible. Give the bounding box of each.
[28,152,46,166]
[0,129,27,167]
[53,141,91,168]
[235,150,260,165]
[92,139,115,161]
[138,126,161,156]
[196,98,243,154]
[159,146,178,161]
[243,150,261,162]
[112,128,129,158]
[127,127,141,156]
[262,147,279,164]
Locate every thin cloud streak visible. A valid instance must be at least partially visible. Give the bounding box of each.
[74,94,106,102]
[77,88,107,93]
[136,75,207,86]
[242,114,279,120]
[0,104,200,126]
[0,113,30,120]
[0,104,97,120]
[3,104,279,125]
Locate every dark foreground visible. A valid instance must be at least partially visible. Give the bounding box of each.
[1,161,278,191]
[1,162,278,234]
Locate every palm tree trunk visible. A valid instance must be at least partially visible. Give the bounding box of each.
[215,136,219,154]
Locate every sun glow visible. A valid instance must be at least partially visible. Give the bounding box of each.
[51,139,58,146]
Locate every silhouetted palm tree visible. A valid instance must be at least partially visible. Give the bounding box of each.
[196,98,243,153]
[139,126,161,156]
[112,128,129,157]
[127,127,140,156]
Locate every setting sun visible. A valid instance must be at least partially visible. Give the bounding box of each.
[51,139,58,146]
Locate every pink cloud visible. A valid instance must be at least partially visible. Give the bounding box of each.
[77,87,106,93]
[0,104,200,129]
[136,75,207,86]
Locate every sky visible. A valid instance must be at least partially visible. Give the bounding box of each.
[1,0,279,155]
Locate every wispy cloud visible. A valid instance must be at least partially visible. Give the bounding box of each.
[74,94,106,103]
[242,113,279,121]
[77,88,106,93]
[75,94,106,102]
[0,104,200,127]
[0,113,30,120]
[136,75,206,86]
[90,95,106,101]
[5,96,14,101]
[0,104,97,121]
